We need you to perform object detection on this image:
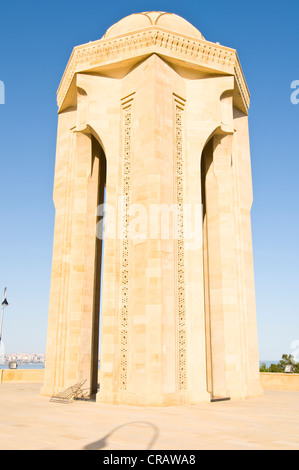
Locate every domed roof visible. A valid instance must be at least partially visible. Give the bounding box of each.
[103,12,204,40]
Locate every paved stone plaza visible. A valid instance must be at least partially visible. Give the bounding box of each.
[1,383,299,450]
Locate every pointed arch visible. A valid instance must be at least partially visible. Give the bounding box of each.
[89,134,107,395]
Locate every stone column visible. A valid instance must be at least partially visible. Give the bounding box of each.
[41,118,77,397]
[62,131,95,391]
[42,129,102,396]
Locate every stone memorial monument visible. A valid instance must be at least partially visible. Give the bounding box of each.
[41,12,262,405]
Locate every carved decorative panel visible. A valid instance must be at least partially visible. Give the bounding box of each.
[119,93,135,390]
[174,94,187,391]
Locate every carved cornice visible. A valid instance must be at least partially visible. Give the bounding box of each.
[57,26,250,112]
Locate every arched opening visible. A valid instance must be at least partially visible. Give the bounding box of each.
[90,135,106,396]
[201,132,233,400]
[201,137,213,396]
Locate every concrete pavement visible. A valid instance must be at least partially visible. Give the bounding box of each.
[0,383,298,450]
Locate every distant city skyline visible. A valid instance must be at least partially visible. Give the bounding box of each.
[4,353,45,362]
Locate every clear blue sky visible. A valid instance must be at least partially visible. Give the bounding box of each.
[0,0,298,360]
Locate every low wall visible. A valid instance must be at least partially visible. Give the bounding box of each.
[0,369,45,383]
[1,370,299,392]
[260,372,299,391]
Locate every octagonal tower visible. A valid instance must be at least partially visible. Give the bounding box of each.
[41,12,263,405]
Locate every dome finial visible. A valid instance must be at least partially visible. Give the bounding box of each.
[103,12,204,40]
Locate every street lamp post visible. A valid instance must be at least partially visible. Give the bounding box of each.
[0,287,8,345]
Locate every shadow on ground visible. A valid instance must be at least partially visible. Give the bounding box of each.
[83,421,159,450]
